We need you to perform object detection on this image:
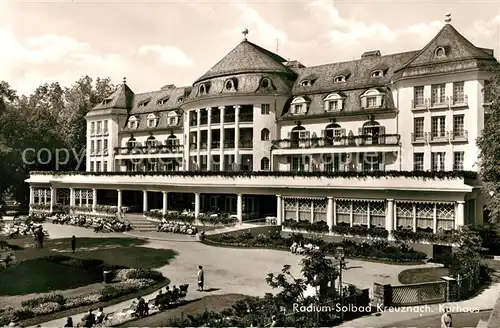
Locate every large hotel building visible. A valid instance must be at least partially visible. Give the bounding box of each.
[27,18,498,235]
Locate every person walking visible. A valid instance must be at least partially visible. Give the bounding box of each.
[441,308,452,328]
[197,265,204,291]
[71,235,76,253]
[64,317,73,327]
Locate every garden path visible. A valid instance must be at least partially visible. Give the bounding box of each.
[29,224,439,327]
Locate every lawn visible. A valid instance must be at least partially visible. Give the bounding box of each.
[0,236,177,295]
[398,267,450,284]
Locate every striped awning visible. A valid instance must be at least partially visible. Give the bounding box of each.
[335,198,385,203]
[283,196,326,200]
[395,200,455,205]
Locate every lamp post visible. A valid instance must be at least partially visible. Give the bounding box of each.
[336,246,345,320]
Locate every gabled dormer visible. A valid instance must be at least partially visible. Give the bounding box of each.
[323,92,345,112]
[167,111,179,126]
[360,89,384,109]
[147,113,158,128]
[290,96,310,115]
[128,116,139,129]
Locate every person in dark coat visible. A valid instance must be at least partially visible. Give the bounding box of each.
[71,235,76,253]
[137,296,145,317]
[64,317,73,327]
[83,309,95,328]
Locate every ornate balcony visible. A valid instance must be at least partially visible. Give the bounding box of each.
[449,95,468,108]
[428,131,449,143]
[450,130,468,143]
[114,145,184,155]
[272,134,400,149]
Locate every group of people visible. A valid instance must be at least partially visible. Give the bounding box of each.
[1,219,46,248]
[156,221,198,235]
[51,214,132,232]
[289,241,320,254]
[152,284,189,310]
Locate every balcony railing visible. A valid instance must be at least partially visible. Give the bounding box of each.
[428,131,449,143]
[450,130,468,142]
[411,98,427,110]
[411,132,427,143]
[272,134,400,149]
[239,140,253,149]
[189,119,197,127]
[114,145,184,155]
[224,140,235,148]
[212,115,221,124]
[224,114,235,123]
[239,113,253,122]
[449,95,468,107]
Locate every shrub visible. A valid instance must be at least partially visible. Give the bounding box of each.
[126,269,164,282]
[64,293,101,309]
[21,293,65,308]
[31,302,61,316]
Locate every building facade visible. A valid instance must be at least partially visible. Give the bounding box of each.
[26,18,498,235]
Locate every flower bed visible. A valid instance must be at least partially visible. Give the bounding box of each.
[50,213,131,232]
[204,230,426,263]
[144,211,238,227]
[0,268,165,325]
[145,211,195,224]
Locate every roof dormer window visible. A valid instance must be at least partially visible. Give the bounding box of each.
[199,84,207,95]
[156,97,169,106]
[334,75,346,83]
[177,97,184,103]
[167,111,179,126]
[147,113,158,128]
[290,97,310,115]
[128,116,139,129]
[300,80,312,87]
[371,70,384,78]
[323,93,345,112]
[225,79,235,91]
[102,99,112,105]
[261,78,271,89]
[138,100,149,108]
[435,47,446,58]
[360,88,384,109]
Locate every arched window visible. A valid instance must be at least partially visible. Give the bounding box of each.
[289,125,308,147]
[199,84,206,95]
[435,47,446,58]
[261,78,271,89]
[324,93,345,111]
[360,88,384,109]
[261,128,270,141]
[361,121,385,145]
[334,75,346,83]
[225,79,236,91]
[146,136,157,147]
[323,123,344,140]
[167,111,179,126]
[147,113,158,128]
[290,97,309,115]
[126,137,138,149]
[261,157,270,171]
[371,70,384,78]
[128,116,138,129]
[166,134,179,146]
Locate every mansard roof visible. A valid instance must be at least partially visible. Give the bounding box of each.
[194,40,296,83]
[91,83,135,112]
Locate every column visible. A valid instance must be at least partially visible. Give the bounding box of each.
[310,200,314,223]
[43,189,47,204]
[194,192,200,219]
[196,109,201,169]
[185,112,190,170]
[207,107,212,171]
[386,199,394,240]
[412,204,417,232]
[50,187,57,212]
[433,203,438,233]
[237,193,243,224]
[327,197,334,232]
[456,201,465,228]
[333,198,337,226]
[29,187,34,207]
[276,195,282,225]
[79,190,83,207]
[367,202,371,228]
[69,188,75,207]
[117,189,122,213]
[219,106,225,171]
[92,188,97,212]
[234,105,240,167]
[349,201,353,227]
[143,190,148,213]
[162,191,168,215]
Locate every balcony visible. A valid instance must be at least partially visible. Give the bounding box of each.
[449,95,468,108]
[428,131,449,143]
[428,97,448,110]
[200,116,208,125]
[239,140,253,149]
[450,130,468,143]
[224,114,235,123]
[411,98,427,111]
[189,119,197,127]
[239,113,253,123]
[224,140,235,149]
[411,132,427,144]
[211,141,220,149]
[113,145,184,155]
[212,114,221,124]
[103,129,109,136]
[272,134,400,149]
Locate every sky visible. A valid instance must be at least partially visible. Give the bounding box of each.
[1,0,500,96]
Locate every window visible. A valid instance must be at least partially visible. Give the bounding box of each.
[453,152,464,171]
[334,76,346,83]
[199,84,206,95]
[261,104,270,115]
[91,122,95,135]
[290,97,309,115]
[90,161,94,172]
[138,101,149,108]
[90,140,95,154]
[177,97,184,103]
[366,97,377,108]
[261,128,270,141]
[147,114,158,128]
[225,80,234,90]
[96,161,101,172]
[128,116,138,129]
[413,86,425,107]
[293,104,303,114]
[156,97,169,106]
[97,121,102,134]
[300,80,311,87]
[431,116,446,138]
[261,157,270,170]
[127,137,138,148]
[103,161,108,172]
[431,84,446,105]
[414,117,425,139]
[328,100,341,111]
[413,153,424,171]
[146,136,156,147]
[371,70,383,78]
[324,93,344,111]
[168,112,178,125]
[96,140,102,154]
[103,139,108,153]
[431,152,446,171]
[483,80,492,103]
[453,82,465,104]
[103,120,108,134]
[435,47,446,57]
[453,115,465,137]
[261,78,270,89]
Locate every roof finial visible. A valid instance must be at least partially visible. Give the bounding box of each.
[242,27,249,41]
[123,77,127,84]
[445,13,452,24]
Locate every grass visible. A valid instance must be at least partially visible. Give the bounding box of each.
[398,267,450,284]
[118,294,248,327]
[0,236,177,295]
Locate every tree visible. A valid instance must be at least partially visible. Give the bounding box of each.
[477,66,500,223]
[449,226,483,277]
